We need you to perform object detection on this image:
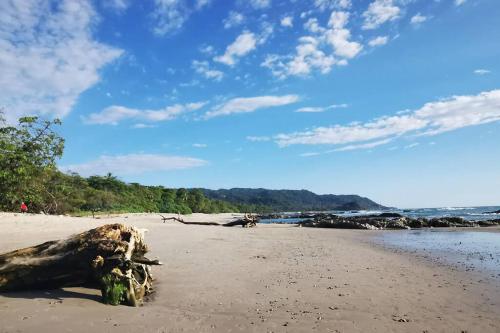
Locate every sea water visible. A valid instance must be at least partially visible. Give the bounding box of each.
[260,206,500,224]
[374,229,500,278]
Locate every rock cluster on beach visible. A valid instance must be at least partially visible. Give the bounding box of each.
[296,213,500,230]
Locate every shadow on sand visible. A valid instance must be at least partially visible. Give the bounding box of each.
[0,287,102,303]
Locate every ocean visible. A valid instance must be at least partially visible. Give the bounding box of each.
[260,206,500,224]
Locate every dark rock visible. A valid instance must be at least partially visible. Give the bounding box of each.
[299,213,500,230]
[385,218,411,230]
[477,219,500,227]
[407,218,429,228]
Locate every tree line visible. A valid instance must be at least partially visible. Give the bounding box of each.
[0,113,261,215]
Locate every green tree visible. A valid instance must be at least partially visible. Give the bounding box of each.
[82,189,117,218]
[0,112,64,211]
[187,189,207,212]
[176,188,189,204]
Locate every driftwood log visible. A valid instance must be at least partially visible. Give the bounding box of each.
[0,224,160,306]
[223,213,259,228]
[160,213,259,227]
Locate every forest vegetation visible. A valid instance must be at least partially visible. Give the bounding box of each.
[0,113,259,215]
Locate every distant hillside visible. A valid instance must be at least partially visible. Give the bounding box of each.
[201,188,386,212]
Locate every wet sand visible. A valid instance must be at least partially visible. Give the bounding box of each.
[0,213,499,332]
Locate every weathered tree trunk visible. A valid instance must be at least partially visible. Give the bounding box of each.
[0,224,160,306]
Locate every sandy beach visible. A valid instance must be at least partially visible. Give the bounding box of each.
[0,213,499,333]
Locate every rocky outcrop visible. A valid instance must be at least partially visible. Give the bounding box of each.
[298,213,500,230]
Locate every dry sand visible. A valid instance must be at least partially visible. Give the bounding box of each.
[0,212,499,333]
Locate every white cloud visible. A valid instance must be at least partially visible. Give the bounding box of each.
[296,104,348,112]
[410,13,427,25]
[192,143,208,148]
[300,152,322,157]
[192,60,224,81]
[250,0,271,9]
[300,138,392,155]
[258,21,275,44]
[304,18,325,33]
[474,69,491,75]
[455,0,466,6]
[199,44,215,55]
[368,36,389,47]
[246,136,271,142]
[332,138,392,151]
[300,10,313,19]
[405,142,419,149]
[275,89,500,148]
[132,123,157,129]
[362,0,401,30]
[151,0,211,36]
[313,0,352,11]
[326,12,363,58]
[61,154,207,177]
[103,0,130,11]
[214,31,257,66]
[152,0,189,36]
[281,16,294,28]
[276,115,424,147]
[204,95,299,119]
[223,11,245,29]
[0,1,122,123]
[263,11,361,78]
[85,102,206,125]
[262,37,335,78]
[195,0,212,10]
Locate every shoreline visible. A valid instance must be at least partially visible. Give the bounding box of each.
[1,213,499,332]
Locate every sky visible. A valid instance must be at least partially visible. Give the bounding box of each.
[1,0,499,208]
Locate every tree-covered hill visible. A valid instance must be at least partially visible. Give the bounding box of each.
[202,188,386,212]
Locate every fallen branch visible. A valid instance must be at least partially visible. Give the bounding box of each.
[159,214,185,223]
[159,213,259,227]
[159,214,221,226]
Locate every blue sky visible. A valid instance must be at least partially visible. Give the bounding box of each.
[1,0,499,208]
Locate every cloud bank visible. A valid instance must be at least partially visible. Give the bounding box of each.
[276,89,500,148]
[0,0,122,123]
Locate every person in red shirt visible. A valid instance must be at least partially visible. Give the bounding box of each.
[20,201,28,213]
